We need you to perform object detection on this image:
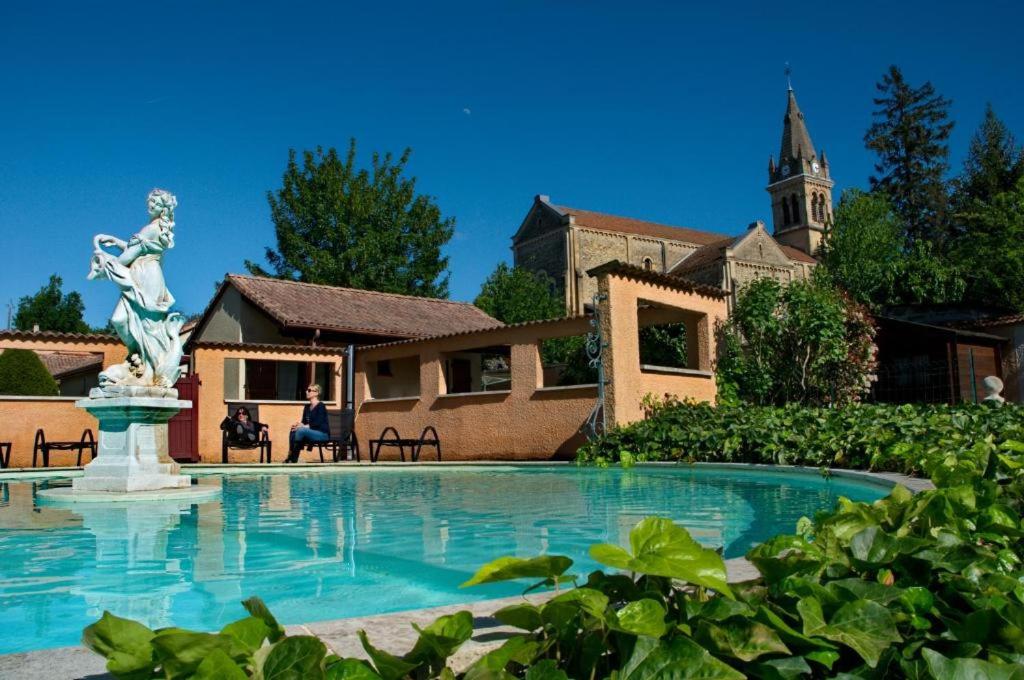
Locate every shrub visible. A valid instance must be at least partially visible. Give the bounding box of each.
[578,398,1024,474]
[717,277,878,406]
[0,348,59,396]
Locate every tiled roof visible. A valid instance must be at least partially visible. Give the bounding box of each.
[227,275,502,339]
[553,205,728,245]
[37,351,103,378]
[670,237,734,274]
[779,245,817,264]
[961,313,1024,329]
[586,260,728,299]
[0,330,119,343]
[360,314,591,351]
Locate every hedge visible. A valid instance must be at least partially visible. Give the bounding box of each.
[0,348,59,396]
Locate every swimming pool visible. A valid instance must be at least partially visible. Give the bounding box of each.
[0,465,889,654]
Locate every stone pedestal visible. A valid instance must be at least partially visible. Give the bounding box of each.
[72,397,192,493]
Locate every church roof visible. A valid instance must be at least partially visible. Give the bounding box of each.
[779,89,817,162]
[552,204,728,245]
[670,237,735,274]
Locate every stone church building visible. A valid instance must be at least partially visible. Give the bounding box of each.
[512,87,830,313]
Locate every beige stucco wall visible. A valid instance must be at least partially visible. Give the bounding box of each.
[0,335,127,468]
[192,345,345,462]
[598,273,726,426]
[355,317,597,461]
[202,286,287,344]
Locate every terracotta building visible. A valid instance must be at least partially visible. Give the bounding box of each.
[513,87,826,312]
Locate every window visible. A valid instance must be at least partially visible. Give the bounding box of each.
[440,345,511,394]
[539,335,599,387]
[790,195,800,223]
[367,356,419,399]
[636,299,707,372]
[642,257,654,271]
[223,359,336,401]
[781,198,791,225]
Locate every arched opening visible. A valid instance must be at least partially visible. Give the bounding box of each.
[790,194,800,224]
[642,257,654,271]
[781,198,791,225]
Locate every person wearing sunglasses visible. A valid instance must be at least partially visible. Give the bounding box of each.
[286,384,331,463]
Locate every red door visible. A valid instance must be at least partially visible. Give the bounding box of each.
[169,373,201,462]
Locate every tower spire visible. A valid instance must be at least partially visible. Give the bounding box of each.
[785,62,793,91]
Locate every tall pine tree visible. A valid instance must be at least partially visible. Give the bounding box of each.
[952,103,1024,211]
[247,140,454,298]
[865,66,954,245]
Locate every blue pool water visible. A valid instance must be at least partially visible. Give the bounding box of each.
[0,465,888,654]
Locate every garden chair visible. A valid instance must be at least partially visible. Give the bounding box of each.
[309,408,360,463]
[32,428,96,468]
[369,426,441,463]
[0,441,11,469]
[221,402,273,463]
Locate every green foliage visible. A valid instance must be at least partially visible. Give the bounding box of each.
[638,322,687,368]
[473,263,564,324]
[14,274,91,333]
[0,348,59,396]
[578,399,1024,473]
[952,176,1024,312]
[952,103,1024,211]
[248,140,454,298]
[819,190,965,307]
[716,277,877,406]
[865,65,955,245]
[85,405,1024,679]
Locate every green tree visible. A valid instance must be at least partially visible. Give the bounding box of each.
[0,348,59,396]
[865,66,954,244]
[247,140,454,298]
[473,263,563,324]
[952,103,1024,211]
[819,190,964,307]
[717,277,877,406]
[13,275,90,333]
[952,177,1024,312]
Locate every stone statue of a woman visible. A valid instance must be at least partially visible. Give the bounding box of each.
[88,189,185,397]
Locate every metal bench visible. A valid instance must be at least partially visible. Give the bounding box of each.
[369,426,441,463]
[0,442,11,469]
[32,428,96,468]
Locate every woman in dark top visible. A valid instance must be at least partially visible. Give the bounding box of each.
[286,383,331,463]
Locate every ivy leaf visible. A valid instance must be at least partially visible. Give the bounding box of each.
[922,648,1024,680]
[151,631,235,680]
[357,630,418,680]
[524,659,570,680]
[193,648,248,680]
[798,597,900,668]
[610,599,668,638]
[748,656,812,680]
[81,611,157,680]
[243,596,286,642]
[590,517,733,598]
[619,635,745,680]
[461,555,573,587]
[221,615,272,655]
[463,636,541,679]
[406,611,473,667]
[493,603,543,631]
[325,658,384,680]
[547,588,609,622]
[260,635,327,680]
[696,617,790,662]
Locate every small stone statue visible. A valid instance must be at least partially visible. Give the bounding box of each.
[88,189,185,398]
[982,376,1005,406]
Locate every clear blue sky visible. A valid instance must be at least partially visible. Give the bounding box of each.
[2,0,1021,328]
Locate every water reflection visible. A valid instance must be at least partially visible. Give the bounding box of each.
[0,468,887,654]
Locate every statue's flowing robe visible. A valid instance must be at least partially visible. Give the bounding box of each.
[92,225,184,387]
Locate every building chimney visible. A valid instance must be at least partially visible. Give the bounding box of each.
[32,324,40,333]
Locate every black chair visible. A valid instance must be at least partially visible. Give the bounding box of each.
[32,429,96,467]
[0,441,11,469]
[221,403,273,463]
[311,408,360,462]
[369,426,441,463]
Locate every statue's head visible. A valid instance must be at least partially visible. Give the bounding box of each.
[983,375,1004,397]
[147,189,177,225]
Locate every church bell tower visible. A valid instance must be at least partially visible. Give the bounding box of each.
[766,84,833,256]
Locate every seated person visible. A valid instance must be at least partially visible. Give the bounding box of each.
[286,384,331,463]
[220,406,267,446]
